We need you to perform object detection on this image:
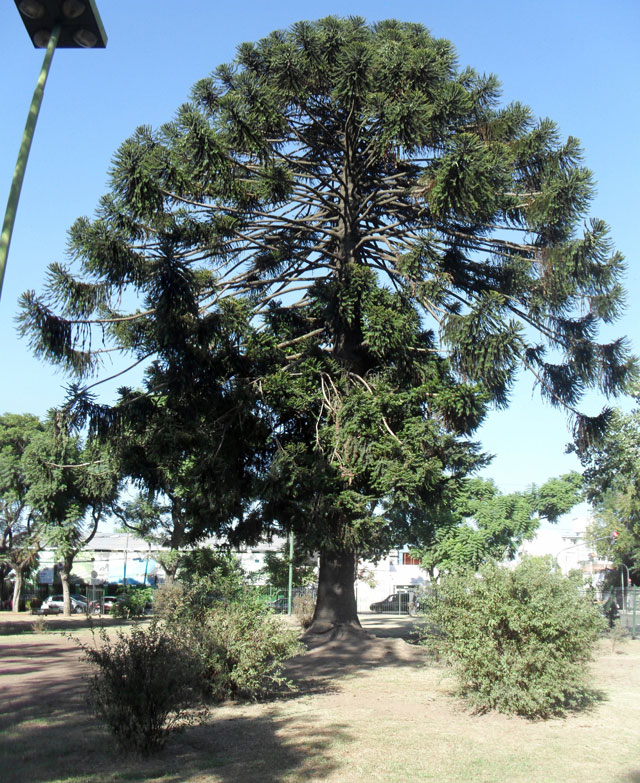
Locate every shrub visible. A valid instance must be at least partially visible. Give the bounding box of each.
[110,587,153,619]
[292,593,315,629]
[31,615,50,633]
[78,623,203,754]
[27,596,42,612]
[170,592,302,701]
[152,580,185,620]
[421,557,606,718]
[155,553,244,626]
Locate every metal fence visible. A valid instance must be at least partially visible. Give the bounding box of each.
[252,585,317,614]
[358,585,639,639]
[587,586,639,639]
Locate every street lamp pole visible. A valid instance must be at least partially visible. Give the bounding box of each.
[0,25,60,300]
[0,0,107,304]
[620,562,630,611]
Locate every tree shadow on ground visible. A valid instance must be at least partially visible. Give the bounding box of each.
[0,629,356,783]
[1,665,349,783]
[281,624,429,698]
[616,773,640,783]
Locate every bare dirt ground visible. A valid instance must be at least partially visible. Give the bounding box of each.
[1,612,639,783]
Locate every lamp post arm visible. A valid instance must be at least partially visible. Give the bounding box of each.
[554,534,614,570]
[0,23,60,303]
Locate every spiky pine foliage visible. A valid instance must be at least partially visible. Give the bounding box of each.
[18,18,635,629]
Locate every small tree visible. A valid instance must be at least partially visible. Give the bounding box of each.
[422,557,605,718]
[23,421,121,615]
[0,413,45,612]
[413,473,582,579]
[575,386,640,584]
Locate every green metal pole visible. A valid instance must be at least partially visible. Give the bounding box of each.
[0,24,60,303]
[287,531,294,616]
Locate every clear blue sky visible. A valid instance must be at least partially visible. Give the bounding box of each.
[0,0,638,495]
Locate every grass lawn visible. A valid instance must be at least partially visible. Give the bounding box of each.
[1,615,639,783]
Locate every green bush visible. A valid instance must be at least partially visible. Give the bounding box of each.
[78,623,203,754]
[155,552,244,626]
[421,557,606,718]
[167,591,302,701]
[152,579,185,620]
[110,587,153,619]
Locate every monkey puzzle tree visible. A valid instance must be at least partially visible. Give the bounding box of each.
[19,18,634,634]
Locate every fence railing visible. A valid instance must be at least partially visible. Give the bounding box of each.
[358,585,639,639]
[585,586,638,639]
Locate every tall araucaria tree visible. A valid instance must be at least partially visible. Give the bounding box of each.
[18,18,635,635]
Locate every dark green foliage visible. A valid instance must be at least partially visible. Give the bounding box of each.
[17,17,635,628]
[421,558,606,718]
[109,587,153,619]
[259,543,317,588]
[183,595,302,701]
[78,624,204,754]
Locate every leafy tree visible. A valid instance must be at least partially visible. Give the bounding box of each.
[413,472,582,578]
[575,388,640,583]
[24,420,121,614]
[18,19,634,635]
[0,413,45,611]
[258,541,317,589]
[107,389,262,582]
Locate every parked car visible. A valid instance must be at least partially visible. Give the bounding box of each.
[268,597,289,613]
[369,592,419,615]
[41,594,88,614]
[89,595,119,614]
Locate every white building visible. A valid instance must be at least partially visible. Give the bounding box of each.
[36,533,431,610]
[518,506,612,587]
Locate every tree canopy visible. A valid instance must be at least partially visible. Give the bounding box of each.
[413,473,582,578]
[0,413,45,610]
[18,18,635,632]
[575,388,640,583]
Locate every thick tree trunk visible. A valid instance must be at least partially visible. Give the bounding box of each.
[12,568,23,613]
[306,550,366,637]
[60,566,72,616]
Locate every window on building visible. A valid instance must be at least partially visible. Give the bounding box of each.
[402,553,421,566]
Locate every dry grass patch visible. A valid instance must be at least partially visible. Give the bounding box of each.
[1,619,639,783]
